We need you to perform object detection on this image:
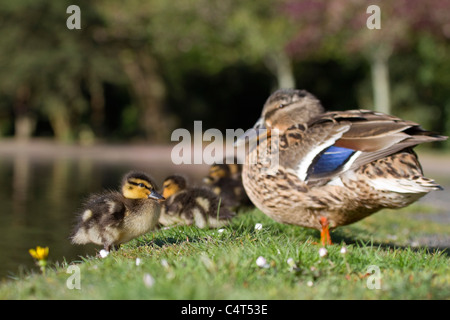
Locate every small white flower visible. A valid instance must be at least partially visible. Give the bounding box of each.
[387,234,398,241]
[256,256,269,268]
[136,258,142,266]
[143,273,155,288]
[287,258,296,268]
[200,254,215,270]
[254,223,263,230]
[318,247,328,258]
[340,247,347,254]
[99,249,109,258]
[218,228,225,233]
[161,259,169,269]
[307,280,314,287]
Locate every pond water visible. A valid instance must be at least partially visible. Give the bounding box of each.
[0,142,209,280]
[0,142,449,280]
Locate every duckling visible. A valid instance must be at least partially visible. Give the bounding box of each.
[160,175,235,228]
[203,161,251,210]
[223,156,242,180]
[71,171,165,252]
[237,88,447,245]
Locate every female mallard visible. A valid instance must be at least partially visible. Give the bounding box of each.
[203,161,251,210]
[71,171,165,252]
[237,89,446,245]
[160,175,235,228]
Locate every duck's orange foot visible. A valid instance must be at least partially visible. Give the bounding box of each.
[320,217,333,246]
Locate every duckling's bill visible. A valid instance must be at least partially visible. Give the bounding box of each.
[149,189,165,202]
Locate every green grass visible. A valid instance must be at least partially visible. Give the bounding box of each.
[0,205,449,299]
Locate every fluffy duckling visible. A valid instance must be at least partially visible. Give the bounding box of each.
[160,175,235,228]
[223,156,242,180]
[203,162,251,210]
[71,171,165,252]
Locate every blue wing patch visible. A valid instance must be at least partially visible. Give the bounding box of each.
[307,145,355,178]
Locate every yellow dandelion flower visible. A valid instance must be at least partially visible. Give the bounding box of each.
[29,246,49,274]
[29,246,49,261]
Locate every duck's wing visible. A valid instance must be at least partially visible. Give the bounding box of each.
[164,192,187,215]
[84,192,127,226]
[278,109,447,182]
[71,192,126,244]
[190,187,236,219]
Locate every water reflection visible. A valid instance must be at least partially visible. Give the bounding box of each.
[0,148,208,279]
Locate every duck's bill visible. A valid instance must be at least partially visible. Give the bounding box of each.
[234,117,268,147]
[148,190,165,202]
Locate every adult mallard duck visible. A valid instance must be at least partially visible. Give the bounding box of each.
[71,171,165,252]
[203,161,251,210]
[237,89,447,245]
[160,175,235,228]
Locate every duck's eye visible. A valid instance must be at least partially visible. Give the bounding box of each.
[138,183,145,188]
[278,103,285,109]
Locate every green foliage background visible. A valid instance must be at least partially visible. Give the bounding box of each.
[0,0,449,147]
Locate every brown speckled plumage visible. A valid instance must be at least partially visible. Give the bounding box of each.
[239,89,447,241]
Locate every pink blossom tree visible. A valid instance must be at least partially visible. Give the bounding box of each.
[285,0,450,114]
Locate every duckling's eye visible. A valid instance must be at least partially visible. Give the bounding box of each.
[278,103,285,109]
[138,183,145,188]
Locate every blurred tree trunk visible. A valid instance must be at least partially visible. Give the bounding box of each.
[46,95,73,142]
[14,85,36,141]
[265,50,296,89]
[370,46,392,115]
[441,102,450,148]
[88,73,105,138]
[49,111,72,142]
[119,49,168,142]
